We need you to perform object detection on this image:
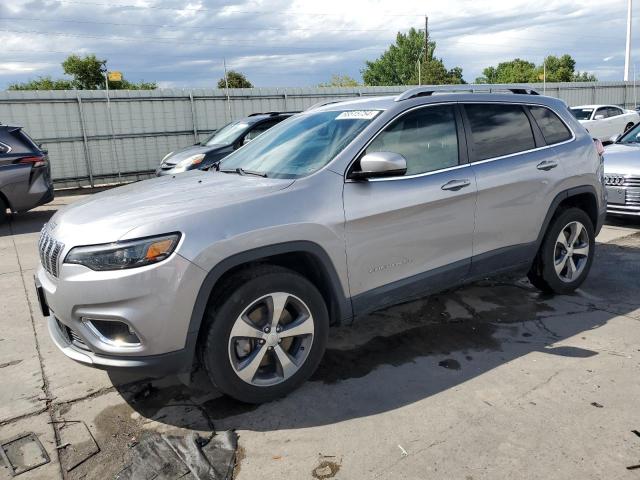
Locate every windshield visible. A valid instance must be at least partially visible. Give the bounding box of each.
[570,108,594,121]
[201,121,249,146]
[218,110,380,179]
[618,122,640,144]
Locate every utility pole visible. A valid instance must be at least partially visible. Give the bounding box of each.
[223,58,232,122]
[101,61,121,182]
[424,16,429,62]
[624,0,633,81]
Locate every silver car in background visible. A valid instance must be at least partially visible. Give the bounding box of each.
[35,85,606,403]
[603,122,640,217]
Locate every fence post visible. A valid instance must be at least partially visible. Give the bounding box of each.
[76,94,95,188]
[189,91,198,143]
[283,91,288,111]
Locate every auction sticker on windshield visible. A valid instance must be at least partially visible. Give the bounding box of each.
[336,110,381,120]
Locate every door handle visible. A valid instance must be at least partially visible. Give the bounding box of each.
[536,160,558,171]
[441,179,471,191]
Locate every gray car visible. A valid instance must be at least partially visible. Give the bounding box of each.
[35,85,606,403]
[156,112,295,176]
[603,122,640,217]
[0,125,54,223]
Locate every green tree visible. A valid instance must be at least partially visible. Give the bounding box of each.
[62,54,105,89]
[8,54,156,90]
[217,70,253,88]
[475,58,537,83]
[318,74,360,87]
[8,76,74,90]
[476,54,597,83]
[362,27,465,86]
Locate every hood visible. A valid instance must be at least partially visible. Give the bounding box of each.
[49,171,294,246]
[603,143,640,175]
[163,144,228,165]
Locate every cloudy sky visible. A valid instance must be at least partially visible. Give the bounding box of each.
[1,0,637,89]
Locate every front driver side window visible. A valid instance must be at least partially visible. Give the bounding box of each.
[365,105,459,176]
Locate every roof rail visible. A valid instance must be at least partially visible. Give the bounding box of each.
[395,84,540,102]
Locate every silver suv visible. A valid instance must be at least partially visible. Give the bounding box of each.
[35,85,606,403]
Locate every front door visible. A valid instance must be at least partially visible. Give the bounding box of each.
[343,104,477,315]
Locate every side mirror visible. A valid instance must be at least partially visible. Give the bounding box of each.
[349,151,407,180]
[594,114,605,120]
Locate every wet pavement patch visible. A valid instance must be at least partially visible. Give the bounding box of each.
[312,322,500,383]
[0,432,50,476]
[438,359,461,370]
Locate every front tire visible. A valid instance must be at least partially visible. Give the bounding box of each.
[528,207,595,294]
[201,266,329,403]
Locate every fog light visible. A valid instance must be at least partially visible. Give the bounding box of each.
[84,319,141,347]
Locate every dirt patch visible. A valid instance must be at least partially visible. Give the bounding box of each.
[312,460,341,479]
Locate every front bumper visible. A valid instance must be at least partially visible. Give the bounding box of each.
[47,314,193,375]
[36,250,207,373]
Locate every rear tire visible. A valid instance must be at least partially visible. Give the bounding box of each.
[625,122,634,132]
[528,207,595,294]
[201,265,329,403]
[0,197,8,225]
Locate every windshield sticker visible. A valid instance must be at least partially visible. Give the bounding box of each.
[336,110,380,120]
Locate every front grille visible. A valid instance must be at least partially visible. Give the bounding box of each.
[38,225,64,277]
[56,319,90,351]
[627,189,640,206]
[604,174,640,187]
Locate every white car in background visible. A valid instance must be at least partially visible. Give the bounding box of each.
[570,105,639,142]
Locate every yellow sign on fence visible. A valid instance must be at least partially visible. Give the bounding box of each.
[108,71,122,82]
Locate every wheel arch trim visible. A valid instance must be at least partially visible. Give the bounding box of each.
[183,241,351,366]
[535,185,602,250]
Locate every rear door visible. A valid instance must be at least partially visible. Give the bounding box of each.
[463,102,572,275]
[343,103,477,314]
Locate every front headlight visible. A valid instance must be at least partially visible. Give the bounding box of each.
[64,233,181,271]
[174,153,205,172]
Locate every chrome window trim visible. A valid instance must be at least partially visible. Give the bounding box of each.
[345,101,576,183]
[0,141,11,154]
[344,101,461,183]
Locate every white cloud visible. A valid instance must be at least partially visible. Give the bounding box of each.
[0,0,637,88]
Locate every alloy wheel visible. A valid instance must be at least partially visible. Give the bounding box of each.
[228,292,315,386]
[554,221,590,283]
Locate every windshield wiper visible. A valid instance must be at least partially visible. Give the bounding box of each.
[219,167,268,177]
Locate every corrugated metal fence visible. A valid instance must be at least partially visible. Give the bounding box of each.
[0,82,637,188]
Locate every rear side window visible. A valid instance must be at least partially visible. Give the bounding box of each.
[365,105,459,176]
[529,106,572,145]
[464,104,535,161]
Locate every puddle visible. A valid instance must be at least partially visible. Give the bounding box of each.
[313,322,500,384]
[438,358,461,370]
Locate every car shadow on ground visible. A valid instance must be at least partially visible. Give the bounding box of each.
[1,205,58,237]
[106,232,640,435]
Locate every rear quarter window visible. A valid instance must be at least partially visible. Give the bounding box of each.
[464,103,536,161]
[529,106,572,145]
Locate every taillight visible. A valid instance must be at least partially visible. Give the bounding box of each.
[17,156,46,167]
[593,138,605,156]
